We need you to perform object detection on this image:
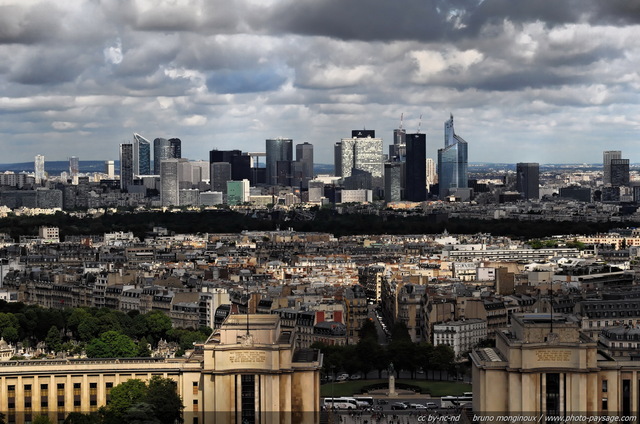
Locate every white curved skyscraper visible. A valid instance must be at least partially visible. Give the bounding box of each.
[133,133,151,176]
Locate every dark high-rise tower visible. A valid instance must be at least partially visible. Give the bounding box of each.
[266,138,293,186]
[516,162,540,200]
[611,159,630,187]
[153,138,171,175]
[209,149,251,182]
[119,143,134,190]
[169,138,182,159]
[405,133,427,201]
[603,150,622,186]
[295,142,314,189]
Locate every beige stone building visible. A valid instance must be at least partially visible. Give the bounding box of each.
[0,314,322,424]
[471,313,640,418]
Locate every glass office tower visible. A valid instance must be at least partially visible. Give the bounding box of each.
[266,138,293,186]
[133,133,151,176]
[437,114,468,199]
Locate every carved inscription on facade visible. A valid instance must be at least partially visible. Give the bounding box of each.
[229,351,266,364]
[535,350,571,362]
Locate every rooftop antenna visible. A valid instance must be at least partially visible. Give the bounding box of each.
[417,114,423,134]
[549,282,553,335]
[245,278,250,337]
[399,113,404,131]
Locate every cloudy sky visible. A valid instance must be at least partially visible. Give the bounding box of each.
[2,0,640,165]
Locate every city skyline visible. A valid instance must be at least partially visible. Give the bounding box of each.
[1,1,640,165]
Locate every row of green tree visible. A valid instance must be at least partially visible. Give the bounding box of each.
[0,376,183,424]
[313,321,461,381]
[0,301,211,358]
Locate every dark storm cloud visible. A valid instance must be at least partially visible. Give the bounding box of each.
[0,4,63,44]
[249,0,449,42]
[535,45,624,68]
[591,0,640,25]
[461,0,586,34]
[470,70,584,92]
[8,48,94,85]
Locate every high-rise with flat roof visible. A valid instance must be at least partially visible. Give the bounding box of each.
[133,133,151,176]
[69,156,79,178]
[153,138,171,175]
[603,150,622,186]
[104,160,115,179]
[295,142,314,189]
[34,155,45,184]
[384,162,402,202]
[266,138,293,186]
[210,162,232,193]
[209,149,251,183]
[227,179,250,205]
[516,162,540,200]
[611,158,630,187]
[405,133,427,201]
[169,138,181,159]
[437,114,468,199]
[335,130,384,188]
[119,144,134,190]
[160,159,180,206]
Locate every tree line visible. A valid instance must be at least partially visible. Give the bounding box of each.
[0,301,211,358]
[313,321,461,381]
[0,209,630,240]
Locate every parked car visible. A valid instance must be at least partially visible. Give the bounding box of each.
[426,402,438,409]
[410,403,427,409]
[336,374,349,382]
[349,374,361,380]
[391,402,408,410]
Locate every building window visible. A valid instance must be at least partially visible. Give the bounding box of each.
[623,379,631,416]
[546,373,560,417]
[241,375,256,424]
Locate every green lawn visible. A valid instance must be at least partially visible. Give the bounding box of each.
[320,379,472,397]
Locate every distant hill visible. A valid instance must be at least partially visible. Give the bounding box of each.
[0,161,113,175]
[0,161,336,177]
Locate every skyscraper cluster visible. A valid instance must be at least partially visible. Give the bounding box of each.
[31,113,480,207]
[120,134,182,193]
